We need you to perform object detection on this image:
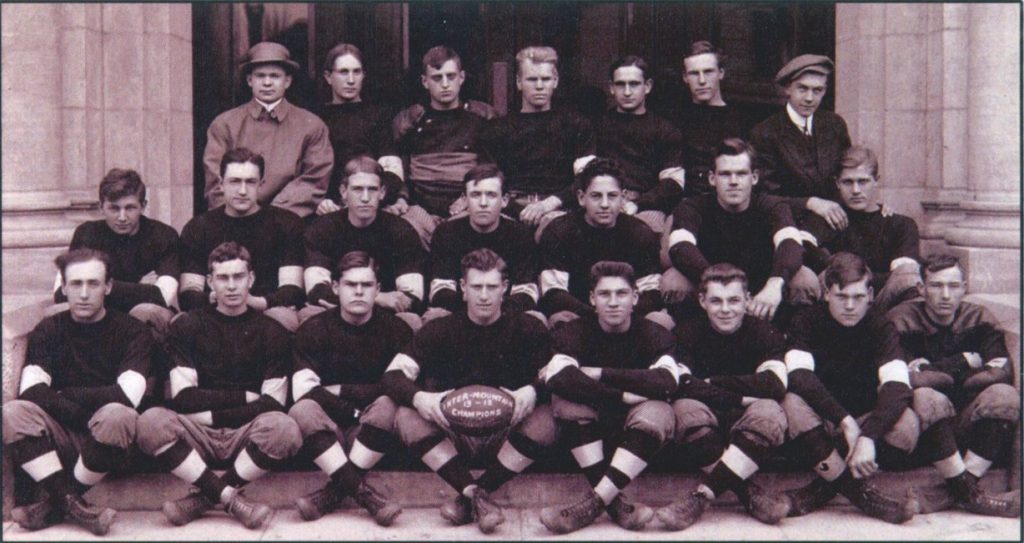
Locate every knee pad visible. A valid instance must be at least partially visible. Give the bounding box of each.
[516,404,559,447]
[883,407,921,453]
[361,395,399,432]
[136,407,181,455]
[971,383,1021,423]
[552,396,599,423]
[394,406,443,446]
[288,399,336,437]
[626,401,676,443]
[249,412,303,459]
[672,399,717,439]
[912,387,956,427]
[734,400,788,447]
[2,400,49,443]
[88,403,139,449]
[781,393,823,440]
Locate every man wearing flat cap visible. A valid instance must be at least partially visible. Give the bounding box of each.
[203,41,334,220]
[750,54,852,232]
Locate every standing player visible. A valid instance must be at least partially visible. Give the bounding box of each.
[136,242,301,529]
[179,148,305,332]
[664,138,810,320]
[5,249,152,535]
[593,55,685,232]
[800,146,922,312]
[887,254,1019,514]
[538,261,682,533]
[427,164,539,317]
[55,169,179,337]
[538,158,663,323]
[382,249,558,534]
[302,156,426,328]
[658,264,791,530]
[289,251,409,525]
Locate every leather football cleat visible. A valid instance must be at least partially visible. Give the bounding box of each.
[837,477,917,524]
[355,481,403,526]
[440,494,473,526]
[954,474,1020,518]
[61,493,117,536]
[737,480,791,524]
[606,494,654,531]
[539,491,604,534]
[784,477,839,517]
[296,484,346,521]
[225,493,272,529]
[656,491,710,531]
[163,490,215,526]
[11,499,64,531]
[471,488,506,534]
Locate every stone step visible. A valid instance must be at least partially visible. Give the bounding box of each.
[79,468,1010,511]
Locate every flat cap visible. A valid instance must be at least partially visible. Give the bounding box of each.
[241,42,300,74]
[775,54,834,85]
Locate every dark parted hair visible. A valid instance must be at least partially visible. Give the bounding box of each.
[823,252,873,290]
[207,241,252,274]
[589,261,636,291]
[55,248,111,283]
[463,163,506,194]
[422,45,462,73]
[922,253,966,282]
[334,250,380,282]
[609,54,650,80]
[219,147,266,180]
[99,168,146,204]
[323,43,364,73]
[713,138,759,172]
[699,263,748,294]
[685,40,723,67]
[576,157,627,193]
[460,248,508,282]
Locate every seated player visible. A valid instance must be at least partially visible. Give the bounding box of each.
[382,249,558,534]
[427,164,539,319]
[54,168,179,338]
[780,253,1012,523]
[302,156,426,328]
[5,249,152,535]
[664,138,811,321]
[538,261,683,534]
[136,242,301,529]
[593,55,685,232]
[289,251,410,525]
[179,148,305,332]
[887,254,1019,515]
[800,146,921,312]
[658,264,792,530]
[480,46,596,231]
[538,158,663,325]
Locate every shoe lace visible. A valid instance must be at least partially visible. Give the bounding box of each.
[357,483,386,512]
[561,495,599,518]
[179,493,213,517]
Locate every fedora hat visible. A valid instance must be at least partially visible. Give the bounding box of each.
[242,42,300,74]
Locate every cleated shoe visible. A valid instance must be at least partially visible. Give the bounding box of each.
[737,480,791,524]
[952,474,1020,518]
[355,481,403,526]
[784,477,839,517]
[656,491,710,531]
[440,494,473,526]
[225,493,272,529]
[163,489,215,526]
[61,494,117,536]
[295,484,346,521]
[540,491,604,534]
[471,488,505,534]
[607,494,653,530]
[11,499,64,531]
[837,477,917,524]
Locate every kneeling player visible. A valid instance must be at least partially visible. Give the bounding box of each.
[539,261,683,533]
[382,249,558,534]
[5,249,152,535]
[289,251,409,524]
[658,264,791,530]
[136,242,301,529]
[887,254,1019,516]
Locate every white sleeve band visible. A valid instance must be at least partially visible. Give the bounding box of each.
[756,360,788,389]
[668,228,698,248]
[573,155,597,174]
[278,266,304,289]
[877,359,910,386]
[117,370,147,408]
[261,376,288,407]
[395,273,424,301]
[292,368,321,402]
[986,357,1008,369]
[179,273,206,293]
[636,273,661,293]
[325,384,341,395]
[429,278,458,302]
[542,353,580,383]
[908,359,931,372]
[963,352,983,369]
[773,226,802,248]
[889,257,919,272]
[799,230,819,246]
[510,283,540,303]
[385,353,421,380]
[169,366,199,399]
[650,355,684,384]
[155,276,179,308]
[539,269,570,295]
[379,155,405,180]
[785,350,815,372]
[658,167,686,190]
[304,267,332,294]
[19,365,53,394]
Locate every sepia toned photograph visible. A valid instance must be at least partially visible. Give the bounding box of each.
[1,2,1020,540]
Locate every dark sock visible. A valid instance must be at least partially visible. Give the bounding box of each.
[156,440,226,502]
[603,429,660,493]
[223,443,277,488]
[477,432,543,492]
[969,419,1013,462]
[330,462,364,495]
[918,418,959,464]
[410,435,475,495]
[79,437,125,475]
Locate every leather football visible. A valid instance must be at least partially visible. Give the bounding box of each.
[441,385,515,436]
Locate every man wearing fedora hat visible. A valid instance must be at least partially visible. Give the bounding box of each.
[750,54,852,232]
[203,41,333,220]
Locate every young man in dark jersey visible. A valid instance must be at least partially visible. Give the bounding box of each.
[5,249,152,535]
[658,264,792,530]
[382,249,558,534]
[136,242,301,529]
[886,254,1019,516]
[800,146,922,312]
[593,55,685,232]
[426,164,539,319]
[289,251,410,525]
[179,148,305,332]
[538,261,683,534]
[538,158,664,326]
[663,138,813,320]
[302,156,426,330]
[55,169,179,338]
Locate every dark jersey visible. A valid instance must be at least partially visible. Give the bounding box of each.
[539,211,661,316]
[166,306,291,428]
[801,209,920,290]
[481,108,595,203]
[671,103,748,197]
[668,193,803,292]
[594,109,683,202]
[318,101,395,203]
[787,304,910,439]
[553,315,674,371]
[179,206,304,297]
[429,216,538,312]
